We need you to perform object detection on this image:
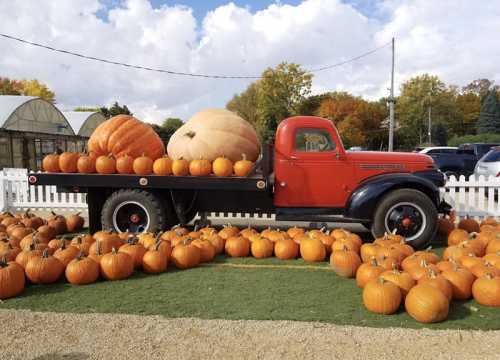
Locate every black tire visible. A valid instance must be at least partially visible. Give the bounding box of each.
[371,189,437,249]
[101,189,177,233]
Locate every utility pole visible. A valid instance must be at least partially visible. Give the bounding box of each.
[388,37,395,152]
[428,105,432,144]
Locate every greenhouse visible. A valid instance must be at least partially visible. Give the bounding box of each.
[63,111,106,137]
[0,96,99,170]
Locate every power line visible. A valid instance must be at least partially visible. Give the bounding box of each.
[0,32,390,79]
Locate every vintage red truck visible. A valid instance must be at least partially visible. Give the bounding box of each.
[29,116,451,249]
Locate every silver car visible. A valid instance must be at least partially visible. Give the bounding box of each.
[474,147,500,178]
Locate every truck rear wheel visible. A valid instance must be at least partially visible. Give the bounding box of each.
[101,189,177,233]
[371,189,437,249]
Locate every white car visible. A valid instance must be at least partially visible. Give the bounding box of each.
[417,146,458,155]
[474,147,500,178]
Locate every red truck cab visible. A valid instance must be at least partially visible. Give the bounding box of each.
[274,116,436,208]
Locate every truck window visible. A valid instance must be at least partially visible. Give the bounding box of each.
[295,128,335,152]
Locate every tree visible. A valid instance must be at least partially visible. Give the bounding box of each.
[476,90,500,134]
[0,77,55,102]
[396,74,462,147]
[100,102,132,118]
[226,82,260,126]
[432,123,447,146]
[150,117,183,143]
[297,94,330,116]
[19,79,55,103]
[462,79,498,98]
[256,62,313,140]
[0,77,22,95]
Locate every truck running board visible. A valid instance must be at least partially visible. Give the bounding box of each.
[275,214,369,223]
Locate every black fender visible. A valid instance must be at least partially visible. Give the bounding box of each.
[345,172,442,221]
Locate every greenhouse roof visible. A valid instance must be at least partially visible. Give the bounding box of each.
[0,95,38,127]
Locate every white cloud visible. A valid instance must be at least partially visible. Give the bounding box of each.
[0,0,499,124]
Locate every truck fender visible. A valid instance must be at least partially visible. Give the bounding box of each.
[345,173,441,221]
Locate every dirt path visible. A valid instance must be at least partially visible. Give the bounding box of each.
[1,309,499,360]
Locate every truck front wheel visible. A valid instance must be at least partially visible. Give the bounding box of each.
[371,189,437,249]
[101,189,176,233]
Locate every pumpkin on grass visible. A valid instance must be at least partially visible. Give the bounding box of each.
[380,267,416,298]
[65,253,100,285]
[116,155,134,174]
[360,243,379,263]
[25,249,64,284]
[362,277,402,315]
[88,115,165,160]
[418,269,453,301]
[330,245,361,278]
[458,216,480,233]
[142,239,168,274]
[0,258,25,299]
[356,257,384,288]
[66,212,84,232]
[202,232,225,255]
[448,228,469,246]
[100,248,134,280]
[0,245,21,262]
[167,108,260,162]
[274,238,299,260]
[250,237,274,259]
[191,239,216,263]
[171,240,201,269]
[47,212,67,235]
[219,225,240,240]
[225,236,250,258]
[441,265,475,300]
[15,242,43,269]
[53,242,80,267]
[42,153,60,173]
[299,237,326,262]
[472,274,500,307]
[437,215,455,235]
[405,284,449,323]
[118,236,146,269]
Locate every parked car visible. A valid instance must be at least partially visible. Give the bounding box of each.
[474,147,500,178]
[418,147,458,155]
[423,143,499,177]
[30,116,450,249]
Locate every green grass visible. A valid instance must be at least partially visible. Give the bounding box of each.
[1,235,498,330]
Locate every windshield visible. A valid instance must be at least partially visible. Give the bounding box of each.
[481,149,500,162]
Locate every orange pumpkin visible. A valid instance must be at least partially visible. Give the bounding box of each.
[171,240,201,269]
[330,246,361,278]
[171,158,190,176]
[448,228,469,246]
[100,248,134,280]
[189,159,212,176]
[274,238,299,260]
[362,277,402,315]
[250,237,274,259]
[356,257,384,288]
[116,154,134,174]
[153,156,173,176]
[133,155,154,175]
[95,155,116,174]
[233,154,253,177]
[76,154,96,173]
[59,152,80,173]
[88,115,164,160]
[0,259,25,299]
[65,254,100,285]
[380,268,415,297]
[225,236,250,258]
[25,249,64,284]
[118,237,146,269]
[42,153,60,173]
[212,157,233,177]
[142,239,168,274]
[299,237,326,262]
[202,233,225,255]
[53,242,80,267]
[437,215,455,235]
[441,266,475,300]
[405,284,449,323]
[191,239,216,263]
[472,274,500,307]
[418,269,453,301]
[360,243,380,263]
[458,216,480,233]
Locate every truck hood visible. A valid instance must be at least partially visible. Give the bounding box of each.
[346,151,435,173]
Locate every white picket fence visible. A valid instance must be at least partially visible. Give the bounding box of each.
[0,168,499,220]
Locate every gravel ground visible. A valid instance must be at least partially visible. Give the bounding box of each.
[1,309,499,360]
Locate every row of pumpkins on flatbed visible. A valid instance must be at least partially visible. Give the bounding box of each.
[1,212,499,324]
[42,152,254,177]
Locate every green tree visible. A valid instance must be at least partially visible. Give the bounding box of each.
[297,94,330,116]
[100,102,132,118]
[396,74,462,147]
[150,118,183,143]
[226,82,260,126]
[257,62,313,140]
[476,90,500,134]
[462,79,498,98]
[432,123,448,146]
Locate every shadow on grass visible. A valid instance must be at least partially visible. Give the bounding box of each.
[448,301,473,321]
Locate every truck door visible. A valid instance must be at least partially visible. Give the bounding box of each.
[274,127,352,208]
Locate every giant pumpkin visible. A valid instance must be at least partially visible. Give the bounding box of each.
[167,109,260,162]
[88,115,164,160]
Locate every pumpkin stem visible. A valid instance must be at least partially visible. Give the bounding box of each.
[154,239,162,251]
[42,248,49,258]
[241,153,247,161]
[369,256,378,267]
[377,277,386,284]
[184,131,196,139]
[111,247,118,254]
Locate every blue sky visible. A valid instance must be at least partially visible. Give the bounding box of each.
[99,0,378,21]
